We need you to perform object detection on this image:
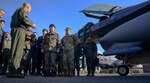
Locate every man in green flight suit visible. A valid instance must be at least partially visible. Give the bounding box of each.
[6,2,36,78]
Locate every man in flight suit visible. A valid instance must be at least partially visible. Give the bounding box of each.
[7,2,36,78]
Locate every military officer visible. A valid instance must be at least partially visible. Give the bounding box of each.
[7,2,36,78]
[42,24,60,77]
[61,27,78,76]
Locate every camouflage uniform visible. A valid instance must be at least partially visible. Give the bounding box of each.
[84,41,97,76]
[61,34,78,76]
[43,32,60,76]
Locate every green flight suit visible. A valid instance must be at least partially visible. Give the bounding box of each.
[8,7,34,73]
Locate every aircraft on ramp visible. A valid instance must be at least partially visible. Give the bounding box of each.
[78,0,150,76]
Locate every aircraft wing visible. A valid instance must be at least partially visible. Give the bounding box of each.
[103,42,143,56]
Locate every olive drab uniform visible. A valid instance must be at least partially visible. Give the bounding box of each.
[61,35,78,76]
[8,7,34,74]
[84,41,97,76]
[43,32,60,77]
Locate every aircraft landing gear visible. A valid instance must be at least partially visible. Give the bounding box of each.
[117,65,129,76]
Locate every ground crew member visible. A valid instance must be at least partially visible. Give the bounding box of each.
[7,2,36,78]
[84,35,97,76]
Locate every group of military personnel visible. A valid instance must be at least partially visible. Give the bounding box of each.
[0,2,98,78]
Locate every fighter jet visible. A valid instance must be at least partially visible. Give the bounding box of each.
[78,0,150,76]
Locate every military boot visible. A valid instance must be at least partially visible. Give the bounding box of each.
[72,70,75,76]
[6,66,25,78]
[77,70,80,76]
[63,70,68,77]
[50,71,56,77]
[6,69,25,78]
[86,71,90,76]
[69,70,74,77]
[43,70,50,77]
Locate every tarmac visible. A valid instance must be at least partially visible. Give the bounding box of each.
[0,73,150,83]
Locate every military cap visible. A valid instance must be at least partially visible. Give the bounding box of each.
[65,27,71,31]
[0,20,5,23]
[49,24,56,29]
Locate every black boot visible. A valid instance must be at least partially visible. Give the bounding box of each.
[43,70,50,77]
[6,69,25,78]
[50,71,56,77]
[63,70,68,77]
[77,71,80,76]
